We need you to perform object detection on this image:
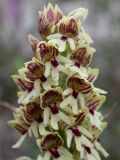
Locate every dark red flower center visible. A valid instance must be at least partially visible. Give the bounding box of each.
[50,148,60,158]
[69,126,81,137]
[72,90,78,99]
[60,35,68,41]
[51,58,59,67]
[89,109,94,115]
[49,104,59,114]
[36,115,43,123]
[40,75,47,83]
[84,146,91,154]
[75,62,81,68]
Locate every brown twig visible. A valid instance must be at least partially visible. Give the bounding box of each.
[0,100,16,112]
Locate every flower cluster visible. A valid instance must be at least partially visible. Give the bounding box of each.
[9,3,109,160]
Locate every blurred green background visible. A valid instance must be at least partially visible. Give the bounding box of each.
[0,0,120,159]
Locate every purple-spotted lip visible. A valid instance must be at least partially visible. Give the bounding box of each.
[40,75,47,83]
[48,104,59,114]
[51,58,59,67]
[69,126,81,137]
[49,148,60,158]
[60,35,68,41]
[72,90,78,99]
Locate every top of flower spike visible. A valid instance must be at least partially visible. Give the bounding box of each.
[38,3,88,40]
[38,3,63,39]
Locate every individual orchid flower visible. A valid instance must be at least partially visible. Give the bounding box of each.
[12,75,40,104]
[38,3,63,39]
[47,7,88,52]
[47,16,80,52]
[85,92,106,130]
[36,41,70,81]
[60,75,93,114]
[40,88,71,130]
[67,44,95,77]
[8,99,46,148]
[37,133,73,160]
[70,44,95,68]
[18,57,58,90]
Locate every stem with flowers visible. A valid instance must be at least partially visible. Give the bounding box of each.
[8,3,109,160]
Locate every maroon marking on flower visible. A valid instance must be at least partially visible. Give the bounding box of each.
[51,58,59,67]
[16,124,29,135]
[84,146,91,154]
[49,104,59,114]
[88,100,100,111]
[25,72,36,81]
[67,76,92,94]
[38,43,47,53]
[41,89,63,109]
[38,14,50,38]
[60,35,68,41]
[47,8,54,22]
[40,133,63,152]
[68,18,78,38]
[36,115,43,123]
[72,90,78,99]
[70,47,88,67]
[27,63,40,73]
[87,74,95,83]
[38,42,59,63]
[75,62,81,68]
[22,102,43,123]
[17,78,33,92]
[59,18,78,39]
[70,126,81,137]
[89,109,94,115]
[50,148,60,158]
[40,75,47,83]
[75,112,85,125]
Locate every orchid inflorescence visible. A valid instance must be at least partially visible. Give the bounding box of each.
[9,3,109,160]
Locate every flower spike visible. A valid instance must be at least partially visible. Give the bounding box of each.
[10,3,109,160]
